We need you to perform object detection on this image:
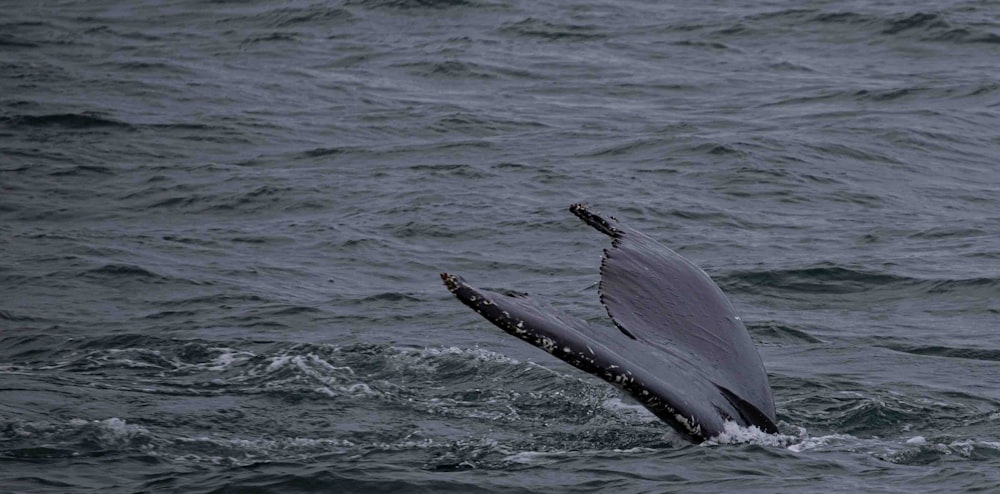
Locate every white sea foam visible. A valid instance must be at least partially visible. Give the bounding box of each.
[414,346,521,364]
[64,417,152,447]
[258,352,383,398]
[600,396,660,423]
[344,382,376,395]
[98,417,147,437]
[503,445,658,465]
[204,348,255,371]
[946,439,1000,457]
[266,355,293,372]
[502,450,567,465]
[176,435,355,450]
[707,421,796,447]
[784,428,874,453]
[164,434,358,466]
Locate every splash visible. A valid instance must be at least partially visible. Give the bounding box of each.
[705,421,798,447]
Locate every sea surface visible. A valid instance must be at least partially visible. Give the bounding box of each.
[3,0,1000,492]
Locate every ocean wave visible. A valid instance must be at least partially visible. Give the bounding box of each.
[0,112,132,129]
[0,34,39,48]
[500,17,607,42]
[345,0,478,10]
[130,183,300,214]
[721,264,1000,298]
[260,7,354,28]
[880,344,1000,363]
[709,8,1000,51]
[81,263,165,280]
[747,322,823,344]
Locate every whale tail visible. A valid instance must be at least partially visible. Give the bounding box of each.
[441,205,777,442]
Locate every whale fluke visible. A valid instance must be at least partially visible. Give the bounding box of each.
[441,204,777,442]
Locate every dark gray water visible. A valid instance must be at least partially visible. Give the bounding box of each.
[3,0,1000,492]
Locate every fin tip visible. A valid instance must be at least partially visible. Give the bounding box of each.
[440,272,461,293]
[569,203,620,238]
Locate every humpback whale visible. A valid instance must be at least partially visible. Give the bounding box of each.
[441,204,777,443]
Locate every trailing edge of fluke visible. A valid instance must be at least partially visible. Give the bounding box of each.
[441,204,777,443]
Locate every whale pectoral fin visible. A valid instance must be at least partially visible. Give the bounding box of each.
[569,203,622,238]
[441,272,619,375]
[441,272,728,442]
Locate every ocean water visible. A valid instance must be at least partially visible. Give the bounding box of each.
[2,0,1000,492]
